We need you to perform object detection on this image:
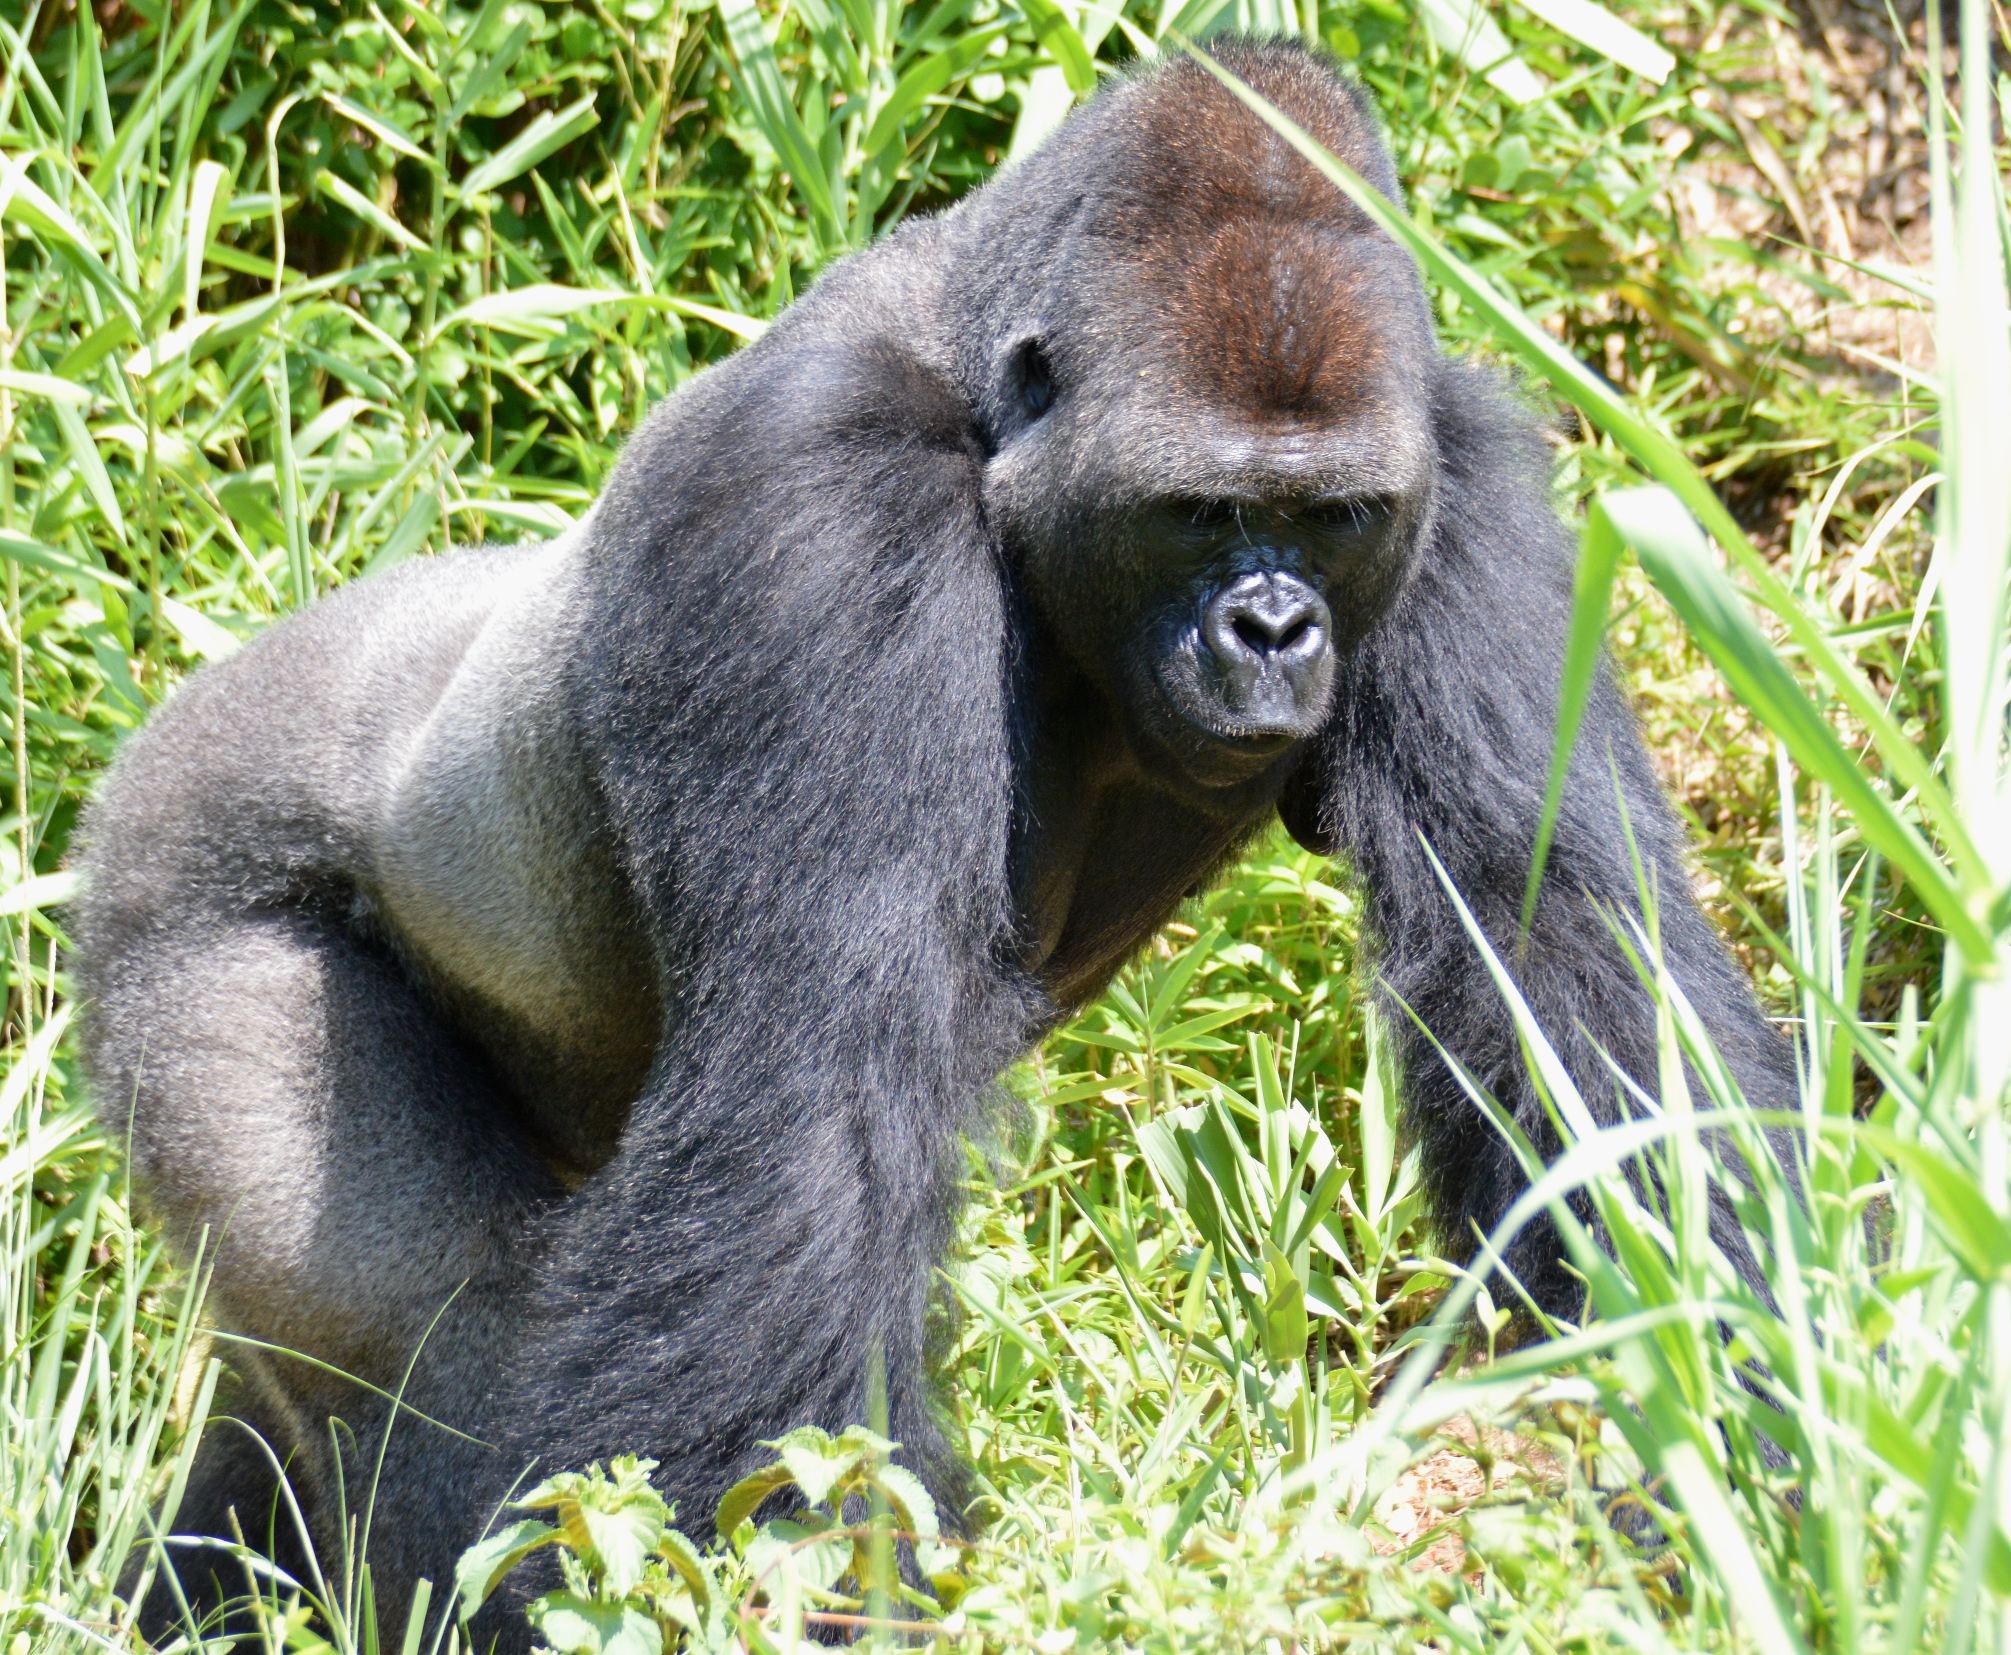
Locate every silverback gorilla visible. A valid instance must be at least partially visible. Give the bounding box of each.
[75,39,1793,1642]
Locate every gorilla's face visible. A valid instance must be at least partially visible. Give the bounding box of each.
[1103,484,1426,785]
[982,221,1438,795]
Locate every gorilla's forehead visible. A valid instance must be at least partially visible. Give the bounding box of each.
[1051,50,1434,427]
[1129,218,1427,423]
[1087,48,1398,233]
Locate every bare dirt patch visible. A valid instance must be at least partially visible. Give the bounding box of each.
[1370,1417,1567,1574]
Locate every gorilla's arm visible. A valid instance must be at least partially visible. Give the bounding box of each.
[490,298,1042,1525]
[1289,366,1798,1314]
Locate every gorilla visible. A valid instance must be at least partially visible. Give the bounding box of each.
[74,39,1794,1641]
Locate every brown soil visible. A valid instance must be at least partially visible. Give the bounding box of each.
[1667,0,1953,383]
[1370,1416,1566,1574]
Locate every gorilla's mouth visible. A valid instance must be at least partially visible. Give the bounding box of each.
[1143,577,1338,784]
[1148,685,1316,788]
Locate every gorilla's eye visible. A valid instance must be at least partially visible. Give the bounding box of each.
[1294,495,1397,534]
[1010,339,1055,420]
[1177,498,1241,531]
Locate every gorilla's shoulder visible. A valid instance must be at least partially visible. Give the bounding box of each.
[1429,357,1565,486]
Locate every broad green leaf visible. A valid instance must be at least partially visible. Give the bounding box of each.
[126,258,414,376]
[159,597,243,661]
[655,1526,715,1612]
[512,1471,577,1510]
[447,20,531,127]
[318,170,426,253]
[744,1516,854,1597]
[661,297,767,343]
[1515,0,1673,82]
[292,398,373,462]
[1155,1002,1264,1049]
[453,498,577,535]
[528,1593,663,1655]
[861,23,1012,160]
[771,1426,867,1510]
[94,421,201,474]
[1146,1099,1269,1254]
[365,488,444,577]
[125,314,223,378]
[0,529,133,592]
[0,155,95,249]
[831,1424,899,1458]
[438,285,598,338]
[1178,1242,1213,1336]
[0,369,88,407]
[715,1462,799,1538]
[1156,0,1233,41]
[0,871,80,916]
[1018,0,1097,94]
[578,1496,667,1599]
[460,94,601,200]
[1163,1444,1234,1559]
[184,159,230,319]
[1358,1007,1398,1220]
[55,314,136,381]
[1146,923,1224,1030]
[427,285,761,345]
[320,92,435,165]
[398,1579,434,1655]
[453,1518,558,1623]
[870,1462,941,1542]
[1136,1110,1196,1208]
[1278,1155,1348,1257]
[1259,1240,1308,1364]
[0,154,135,322]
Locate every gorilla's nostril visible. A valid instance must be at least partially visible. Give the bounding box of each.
[1231,612,1313,654]
[1208,573,1329,664]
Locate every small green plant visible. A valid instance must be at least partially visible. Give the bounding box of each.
[456,1430,961,1655]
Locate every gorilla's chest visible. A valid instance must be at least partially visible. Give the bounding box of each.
[364,552,1270,1176]
[1010,692,1278,1008]
[369,551,660,1177]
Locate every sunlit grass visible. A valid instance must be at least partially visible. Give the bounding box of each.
[0,0,2001,1647]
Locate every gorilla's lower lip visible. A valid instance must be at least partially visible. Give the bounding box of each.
[1192,725,1299,753]
[1144,657,1321,776]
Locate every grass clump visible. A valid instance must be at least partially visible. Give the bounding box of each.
[1,0,2005,1648]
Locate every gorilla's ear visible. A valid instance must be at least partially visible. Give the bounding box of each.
[1277,745,1340,857]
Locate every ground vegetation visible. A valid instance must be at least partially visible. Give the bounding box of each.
[0,0,2005,1648]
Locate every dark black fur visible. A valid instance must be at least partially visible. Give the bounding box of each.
[72,42,1795,1646]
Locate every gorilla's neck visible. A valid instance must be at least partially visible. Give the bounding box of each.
[1007,626,1287,1010]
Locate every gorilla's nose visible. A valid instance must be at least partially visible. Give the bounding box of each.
[1202,572,1332,725]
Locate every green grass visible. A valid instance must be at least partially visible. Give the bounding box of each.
[1,0,2004,1647]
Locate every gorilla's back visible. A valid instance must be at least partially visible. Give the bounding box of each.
[81,544,534,911]
[75,529,657,1183]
